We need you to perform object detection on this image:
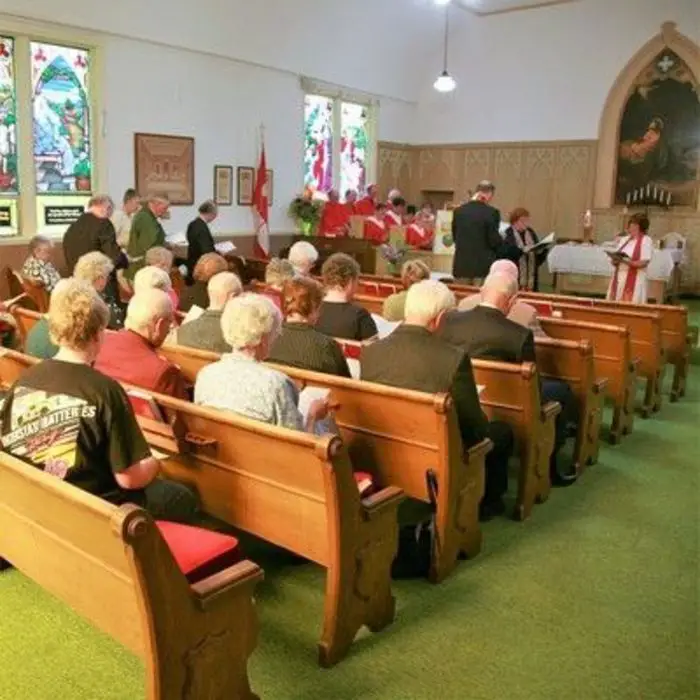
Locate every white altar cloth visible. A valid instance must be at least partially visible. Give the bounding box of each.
[547,244,680,282]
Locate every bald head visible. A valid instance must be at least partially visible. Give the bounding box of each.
[125,288,173,347]
[481,273,518,313]
[489,259,519,281]
[207,272,242,310]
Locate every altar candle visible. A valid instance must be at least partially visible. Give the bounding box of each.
[653,186,658,201]
[632,190,638,203]
[646,184,650,198]
[667,191,672,206]
[584,209,592,228]
[626,192,631,205]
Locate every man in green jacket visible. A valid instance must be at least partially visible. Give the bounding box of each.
[125,193,170,280]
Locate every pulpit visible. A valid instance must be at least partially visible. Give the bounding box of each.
[294,235,380,274]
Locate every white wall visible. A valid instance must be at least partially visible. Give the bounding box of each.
[414,0,700,144]
[1,1,437,234]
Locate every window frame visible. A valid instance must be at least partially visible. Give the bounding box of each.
[0,15,104,241]
[300,76,377,194]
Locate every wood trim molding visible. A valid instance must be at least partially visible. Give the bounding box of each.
[594,21,700,211]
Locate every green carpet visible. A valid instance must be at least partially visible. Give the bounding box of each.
[1,306,698,700]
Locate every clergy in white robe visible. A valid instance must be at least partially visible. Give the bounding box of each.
[606,213,653,304]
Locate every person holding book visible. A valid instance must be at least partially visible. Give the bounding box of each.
[606,213,653,304]
[502,208,549,292]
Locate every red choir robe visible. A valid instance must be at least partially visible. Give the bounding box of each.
[383,209,402,230]
[355,196,376,216]
[364,215,388,245]
[405,223,435,250]
[319,201,350,237]
[344,202,357,216]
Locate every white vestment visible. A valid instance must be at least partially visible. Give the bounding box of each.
[606,235,653,304]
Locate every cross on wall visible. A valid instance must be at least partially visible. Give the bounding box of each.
[657,55,675,73]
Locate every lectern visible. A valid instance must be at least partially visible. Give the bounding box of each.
[293,235,379,274]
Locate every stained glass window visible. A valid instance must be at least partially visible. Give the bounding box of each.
[303,95,333,192]
[340,102,368,196]
[0,37,18,195]
[31,41,92,194]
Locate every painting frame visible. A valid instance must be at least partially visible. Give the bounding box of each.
[237,166,255,206]
[134,133,195,206]
[213,165,233,206]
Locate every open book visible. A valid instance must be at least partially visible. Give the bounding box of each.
[215,241,237,256]
[606,250,630,262]
[371,314,400,339]
[298,386,339,436]
[524,232,555,254]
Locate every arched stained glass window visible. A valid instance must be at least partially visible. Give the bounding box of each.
[303,95,333,192]
[340,102,368,197]
[31,41,92,194]
[0,37,18,196]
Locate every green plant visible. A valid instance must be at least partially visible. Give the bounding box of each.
[288,196,323,234]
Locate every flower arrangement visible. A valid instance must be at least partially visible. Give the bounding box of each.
[379,243,408,275]
[288,187,323,235]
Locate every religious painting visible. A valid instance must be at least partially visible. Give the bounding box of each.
[340,102,369,197]
[31,41,93,194]
[237,166,254,206]
[0,37,17,195]
[213,165,233,206]
[266,169,274,205]
[304,94,333,192]
[615,50,700,208]
[134,133,194,205]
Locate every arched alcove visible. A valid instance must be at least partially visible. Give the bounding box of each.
[594,22,700,211]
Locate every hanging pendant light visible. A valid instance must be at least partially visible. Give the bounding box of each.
[434,6,456,93]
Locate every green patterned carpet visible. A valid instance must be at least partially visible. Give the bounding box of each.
[1,304,698,700]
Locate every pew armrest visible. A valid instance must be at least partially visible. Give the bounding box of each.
[463,437,493,464]
[541,401,562,421]
[192,559,264,612]
[361,485,405,521]
[593,378,609,394]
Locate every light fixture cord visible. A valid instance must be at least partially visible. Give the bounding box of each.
[443,7,449,72]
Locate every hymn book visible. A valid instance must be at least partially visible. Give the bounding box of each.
[524,232,556,253]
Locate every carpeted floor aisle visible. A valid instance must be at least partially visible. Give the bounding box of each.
[1,305,698,700]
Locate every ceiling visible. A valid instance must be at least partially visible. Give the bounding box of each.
[456,0,579,15]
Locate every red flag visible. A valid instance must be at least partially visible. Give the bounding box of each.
[252,137,270,259]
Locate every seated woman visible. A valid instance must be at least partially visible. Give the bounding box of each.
[145,246,180,309]
[382,259,431,321]
[268,277,351,377]
[315,253,378,341]
[21,235,61,293]
[502,207,547,292]
[0,279,197,522]
[180,253,228,312]
[74,251,125,330]
[261,258,295,310]
[404,207,435,251]
[194,293,329,432]
[607,212,653,304]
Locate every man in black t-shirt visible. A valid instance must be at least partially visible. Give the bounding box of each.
[0,280,197,521]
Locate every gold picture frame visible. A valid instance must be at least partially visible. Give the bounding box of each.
[134,133,195,205]
[213,165,233,206]
[237,166,255,206]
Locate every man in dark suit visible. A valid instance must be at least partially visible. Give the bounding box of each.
[186,200,219,283]
[438,273,577,485]
[451,181,503,283]
[361,280,514,520]
[62,194,128,302]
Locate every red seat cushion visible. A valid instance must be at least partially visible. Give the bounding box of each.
[156,521,241,584]
[354,471,375,497]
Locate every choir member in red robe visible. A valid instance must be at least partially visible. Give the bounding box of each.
[319,189,351,237]
[355,184,378,216]
[364,203,389,245]
[384,196,406,230]
[344,189,358,216]
[405,207,435,250]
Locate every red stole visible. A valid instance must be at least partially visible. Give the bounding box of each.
[384,210,402,229]
[364,216,388,245]
[405,223,434,250]
[355,197,376,216]
[319,202,350,237]
[610,234,643,302]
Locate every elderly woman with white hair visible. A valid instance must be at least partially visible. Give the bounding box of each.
[74,251,126,330]
[0,278,197,522]
[132,264,179,311]
[288,241,319,276]
[195,293,329,432]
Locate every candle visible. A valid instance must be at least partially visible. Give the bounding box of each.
[632,190,638,203]
[667,191,672,207]
[646,184,650,198]
[626,192,631,205]
[653,186,658,201]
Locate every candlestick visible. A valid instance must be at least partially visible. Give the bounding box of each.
[646,183,650,198]
[667,191,672,207]
[653,186,658,201]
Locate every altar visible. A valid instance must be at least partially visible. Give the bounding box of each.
[547,243,683,302]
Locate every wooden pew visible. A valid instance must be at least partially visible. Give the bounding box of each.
[0,449,263,700]
[471,359,561,521]
[518,291,691,402]
[159,342,552,523]
[0,349,404,668]
[9,306,41,346]
[354,293,385,317]
[538,303,664,417]
[534,337,607,472]
[159,343,491,582]
[540,318,637,444]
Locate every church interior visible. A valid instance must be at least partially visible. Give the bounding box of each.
[0,0,698,698]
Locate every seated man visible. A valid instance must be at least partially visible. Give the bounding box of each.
[177,271,242,353]
[439,273,577,486]
[0,279,196,522]
[458,260,547,338]
[95,288,188,399]
[21,236,61,293]
[361,279,514,520]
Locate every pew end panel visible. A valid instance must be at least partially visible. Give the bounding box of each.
[0,452,263,700]
[131,391,404,668]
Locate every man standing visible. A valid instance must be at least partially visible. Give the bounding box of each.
[451,181,503,284]
[355,184,378,216]
[186,200,218,282]
[62,194,127,303]
[344,189,358,215]
[318,189,350,237]
[111,188,141,248]
[125,193,170,281]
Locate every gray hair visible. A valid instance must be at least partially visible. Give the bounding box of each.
[288,241,319,273]
[145,246,174,270]
[73,251,114,286]
[28,235,52,255]
[198,200,218,216]
[87,194,114,209]
[220,293,281,351]
[265,258,295,289]
[125,289,173,332]
[133,265,172,294]
[48,279,109,350]
[404,280,456,325]
[208,272,242,310]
